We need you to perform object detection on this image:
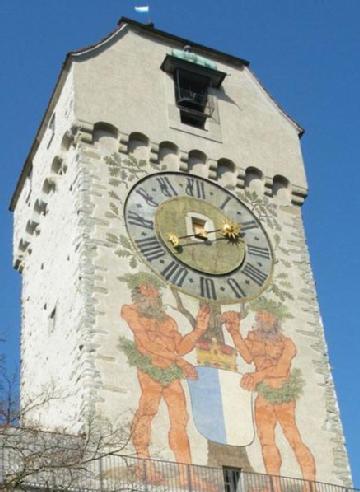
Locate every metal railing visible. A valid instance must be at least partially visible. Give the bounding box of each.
[0,451,356,492]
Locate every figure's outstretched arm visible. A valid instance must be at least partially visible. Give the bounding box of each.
[176,304,210,355]
[221,311,253,363]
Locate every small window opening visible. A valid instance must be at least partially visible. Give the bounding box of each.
[175,69,212,128]
[223,467,242,492]
[192,218,207,239]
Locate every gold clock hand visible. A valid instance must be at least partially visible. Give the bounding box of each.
[168,235,244,252]
[168,220,242,248]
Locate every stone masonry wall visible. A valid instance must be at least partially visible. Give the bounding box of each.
[64,126,351,486]
[12,25,351,486]
[14,70,89,432]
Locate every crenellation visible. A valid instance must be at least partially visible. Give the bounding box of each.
[67,123,309,201]
[187,149,207,177]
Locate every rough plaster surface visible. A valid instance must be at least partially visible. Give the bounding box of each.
[12,26,351,487]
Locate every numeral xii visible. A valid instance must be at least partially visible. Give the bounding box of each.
[185,178,206,199]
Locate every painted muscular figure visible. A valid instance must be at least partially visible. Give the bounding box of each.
[222,301,316,482]
[120,273,209,465]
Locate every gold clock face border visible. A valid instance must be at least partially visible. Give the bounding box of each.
[123,171,274,305]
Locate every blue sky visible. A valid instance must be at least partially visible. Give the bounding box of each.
[1,0,359,485]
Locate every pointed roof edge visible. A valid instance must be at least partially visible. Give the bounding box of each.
[9,55,72,212]
[72,18,304,138]
[114,18,304,137]
[116,17,250,67]
[9,17,304,211]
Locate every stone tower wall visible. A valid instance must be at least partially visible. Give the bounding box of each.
[64,128,350,486]
[13,70,89,432]
[12,23,351,486]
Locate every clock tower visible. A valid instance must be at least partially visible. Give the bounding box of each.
[10,18,351,487]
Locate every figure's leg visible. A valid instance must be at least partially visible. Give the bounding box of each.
[132,370,162,459]
[163,380,191,464]
[255,396,282,476]
[275,401,316,482]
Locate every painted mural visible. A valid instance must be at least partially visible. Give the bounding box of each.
[221,301,315,481]
[118,270,316,481]
[104,152,317,482]
[119,271,210,465]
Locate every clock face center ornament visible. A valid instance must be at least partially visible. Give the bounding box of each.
[124,172,273,304]
[156,196,246,276]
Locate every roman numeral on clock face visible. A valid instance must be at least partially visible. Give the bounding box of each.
[161,261,188,287]
[135,187,158,207]
[247,244,271,259]
[227,278,246,298]
[127,211,154,230]
[242,263,267,286]
[135,237,166,261]
[200,277,217,300]
[156,177,178,198]
[220,195,232,210]
[185,178,206,199]
[240,220,258,232]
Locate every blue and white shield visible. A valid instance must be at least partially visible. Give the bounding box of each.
[187,366,255,446]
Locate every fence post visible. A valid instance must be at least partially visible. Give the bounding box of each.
[186,463,193,492]
[99,455,104,492]
[143,459,148,492]
[269,474,275,492]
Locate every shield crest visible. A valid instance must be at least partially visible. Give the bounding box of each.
[187,366,255,446]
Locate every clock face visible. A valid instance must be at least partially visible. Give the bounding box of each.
[124,172,273,304]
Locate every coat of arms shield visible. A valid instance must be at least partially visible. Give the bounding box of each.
[187,366,255,446]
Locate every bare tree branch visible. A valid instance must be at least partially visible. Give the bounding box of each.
[170,286,196,327]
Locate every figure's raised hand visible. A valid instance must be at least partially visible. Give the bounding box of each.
[182,363,198,380]
[196,304,211,334]
[221,311,240,335]
[240,373,257,391]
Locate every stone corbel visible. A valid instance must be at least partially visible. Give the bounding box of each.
[42,177,58,194]
[179,151,188,172]
[19,238,30,252]
[264,177,273,197]
[118,134,129,155]
[61,129,75,150]
[291,185,308,206]
[51,156,65,175]
[34,198,48,216]
[235,170,246,190]
[207,159,217,180]
[14,257,25,273]
[72,120,95,145]
[150,143,159,164]
[25,219,40,236]
[14,236,32,271]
